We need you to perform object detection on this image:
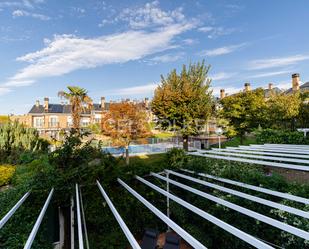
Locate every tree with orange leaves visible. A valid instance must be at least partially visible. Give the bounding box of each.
[102,101,151,165]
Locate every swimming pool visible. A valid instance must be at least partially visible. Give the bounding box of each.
[102,143,178,156]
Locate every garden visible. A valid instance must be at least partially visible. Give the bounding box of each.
[0,122,309,249]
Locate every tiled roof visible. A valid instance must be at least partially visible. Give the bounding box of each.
[29,103,109,114]
[285,81,309,94]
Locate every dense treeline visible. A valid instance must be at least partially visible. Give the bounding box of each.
[220,89,309,142]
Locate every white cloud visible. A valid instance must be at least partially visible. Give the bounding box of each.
[250,70,291,79]
[198,26,213,32]
[210,72,236,81]
[0,0,45,9]
[3,22,193,90]
[200,43,247,57]
[0,87,12,95]
[100,0,187,29]
[12,9,50,20]
[198,26,238,39]
[182,38,198,45]
[248,55,309,70]
[106,83,158,96]
[148,52,184,64]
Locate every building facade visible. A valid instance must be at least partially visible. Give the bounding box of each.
[12,97,151,139]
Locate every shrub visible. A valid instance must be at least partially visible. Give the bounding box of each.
[255,128,309,144]
[0,165,15,186]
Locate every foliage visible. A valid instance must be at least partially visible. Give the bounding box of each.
[220,88,268,143]
[0,121,49,164]
[87,123,101,134]
[1,132,309,249]
[211,135,257,148]
[267,92,301,130]
[0,165,15,186]
[101,101,151,164]
[0,115,9,126]
[255,128,309,144]
[58,86,93,130]
[151,61,214,150]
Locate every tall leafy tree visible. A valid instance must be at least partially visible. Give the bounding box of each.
[267,92,301,130]
[58,86,93,130]
[220,88,268,143]
[101,101,151,165]
[151,61,213,150]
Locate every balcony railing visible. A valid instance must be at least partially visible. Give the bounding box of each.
[48,122,60,128]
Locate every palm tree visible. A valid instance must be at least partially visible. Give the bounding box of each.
[58,86,93,130]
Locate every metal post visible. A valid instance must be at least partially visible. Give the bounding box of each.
[166,171,171,232]
[218,135,221,149]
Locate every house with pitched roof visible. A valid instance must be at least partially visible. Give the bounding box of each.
[12,97,150,139]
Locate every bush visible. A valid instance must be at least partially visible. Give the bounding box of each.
[255,129,309,144]
[0,165,15,186]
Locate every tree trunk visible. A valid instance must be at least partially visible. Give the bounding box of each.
[125,146,130,165]
[240,133,244,145]
[183,135,189,151]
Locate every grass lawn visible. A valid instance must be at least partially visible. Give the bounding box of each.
[152,132,174,139]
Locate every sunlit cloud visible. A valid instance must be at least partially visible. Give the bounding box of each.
[248,55,309,70]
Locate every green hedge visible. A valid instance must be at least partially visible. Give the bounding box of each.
[0,165,15,187]
[256,129,309,144]
[1,141,308,248]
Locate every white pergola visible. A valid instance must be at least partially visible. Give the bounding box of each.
[189,144,309,172]
[1,146,308,249]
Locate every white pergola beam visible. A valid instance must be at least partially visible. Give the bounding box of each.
[135,176,274,249]
[212,148,309,159]
[233,146,309,155]
[188,152,309,172]
[118,178,207,249]
[181,169,309,205]
[96,180,141,249]
[23,188,54,249]
[0,192,30,229]
[204,150,309,165]
[164,170,309,219]
[76,184,84,249]
[151,172,309,241]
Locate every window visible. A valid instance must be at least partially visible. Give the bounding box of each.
[49,116,59,127]
[33,117,44,128]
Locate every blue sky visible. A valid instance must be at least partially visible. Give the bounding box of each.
[0,0,309,114]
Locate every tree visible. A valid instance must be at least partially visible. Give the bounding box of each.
[267,93,301,130]
[58,86,93,130]
[151,61,213,151]
[101,101,151,165]
[220,88,268,143]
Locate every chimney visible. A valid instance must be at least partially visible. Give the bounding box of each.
[35,100,40,108]
[244,83,251,92]
[220,89,225,99]
[292,73,300,91]
[268,83,273,90]
[44,97,49,112]
[144,97,149,108]
[101,97,105,110]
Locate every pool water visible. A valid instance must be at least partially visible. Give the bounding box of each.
[102,143,177,155]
